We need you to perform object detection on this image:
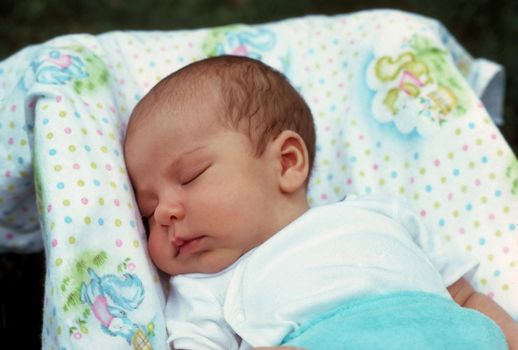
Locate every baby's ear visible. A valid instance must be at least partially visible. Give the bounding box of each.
[272,130,309,193]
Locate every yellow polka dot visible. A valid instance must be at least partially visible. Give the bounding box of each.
[54,165,62,172]
[84,216,91,224]
[502,284,509,291]
[99,198,105,205]
[419,168,426,175]
[59,111,67,117]
[55,258,63,266]
[440,177,447,184]
[480,278,487,285]
[452,210,459,218]
[115,219,122,227]
[110,181,117,188]
[57,326,62,336]
[63,199,70,206]
[495,230,502,237]
[487,254,494,261]
[448,152,454,159]
[480,196,488,204]
[455,128,462,135]
[20,139,27,146]
[68,145,76,152]
[133,240,140,248]
[68,236,76,244]
[473,220,480,228]
[100,146,108,153]
[90,162,97,169]
[77,180,85,187]
[47,132,54,139]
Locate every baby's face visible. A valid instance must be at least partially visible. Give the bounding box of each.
[124,93,282,275]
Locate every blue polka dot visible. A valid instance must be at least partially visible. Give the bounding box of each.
[453,169,460,176]
[43,118,49,125]
[319,78,325,84]
[376,141,382,148]
[123,184,129,191]
[478,238,486,245]
[98,218,105,226]
[350,156,357,163]
[130,220,136,228]
[93,179,100,186]
[17,157,24,165]
[494,270,501,277]
[49,149,56,156]
[481,156,488,163]
[465,203,472,211]
[495,190,501,197]
[509,224,516,231]
[57,182,64,189]
[330,105,336,112]
[468,122,476,129]
[425,185,432,192]
[113,150,120,157]
[391,171,398,178]
[74,112,81,118]
[439,219,445,227]
[365,186,372,193]
[64,216,72,224]
[413,152,419,160]
[327,173,333,181]
[84,145,91,152]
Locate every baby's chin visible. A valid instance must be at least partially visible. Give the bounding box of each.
[165,251,242,276]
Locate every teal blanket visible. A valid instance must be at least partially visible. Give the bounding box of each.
[282,291,507,350]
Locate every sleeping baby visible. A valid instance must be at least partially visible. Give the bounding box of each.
[124,55,518,349]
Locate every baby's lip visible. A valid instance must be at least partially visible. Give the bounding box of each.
[173,236,205,257]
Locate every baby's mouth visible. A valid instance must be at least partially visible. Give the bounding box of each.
[173,236,205,257]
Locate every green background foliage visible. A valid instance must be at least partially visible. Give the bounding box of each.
[0,0,516,347]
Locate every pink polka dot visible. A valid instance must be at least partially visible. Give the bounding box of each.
[47,204,52,213]
[64,127,72,134]
[488,213,495,220]
[336,151,342,158]
[6,233,14,240]
[346,178,352,185]
[81,198,89,205]
[503,247,509,254]
[372,164,379,170]
[10,104,16,112]
[128,262,136,271]
[73,163,80,170]
[114,199,120,207]
[358,134,364,140]
[462,144,469,151]
[475,179,481,186]
[458,228,465,235]
[491,133,497,140]
[420,210,426,217]
[487,292,495,299]
[96,129,103,136]
[447,193,453,200]
[434,159,440,167]
[115,239,123,247]
[320,193,328,200]
[410,177,415,184]
[7,138,13,145]
[51,239,58,247]
[105,164,112,171]
[4,171,11,177]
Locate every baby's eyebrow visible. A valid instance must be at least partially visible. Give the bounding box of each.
[167,145,207,171]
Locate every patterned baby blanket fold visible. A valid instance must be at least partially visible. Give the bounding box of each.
[282,291,508,350]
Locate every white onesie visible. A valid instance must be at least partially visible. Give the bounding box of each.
[165,195,479,349]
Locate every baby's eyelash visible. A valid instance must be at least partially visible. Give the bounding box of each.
[141,215,150,233]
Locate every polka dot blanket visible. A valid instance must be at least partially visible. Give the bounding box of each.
[1,9,516,349]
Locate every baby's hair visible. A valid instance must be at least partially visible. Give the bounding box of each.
[131,55,316,176]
